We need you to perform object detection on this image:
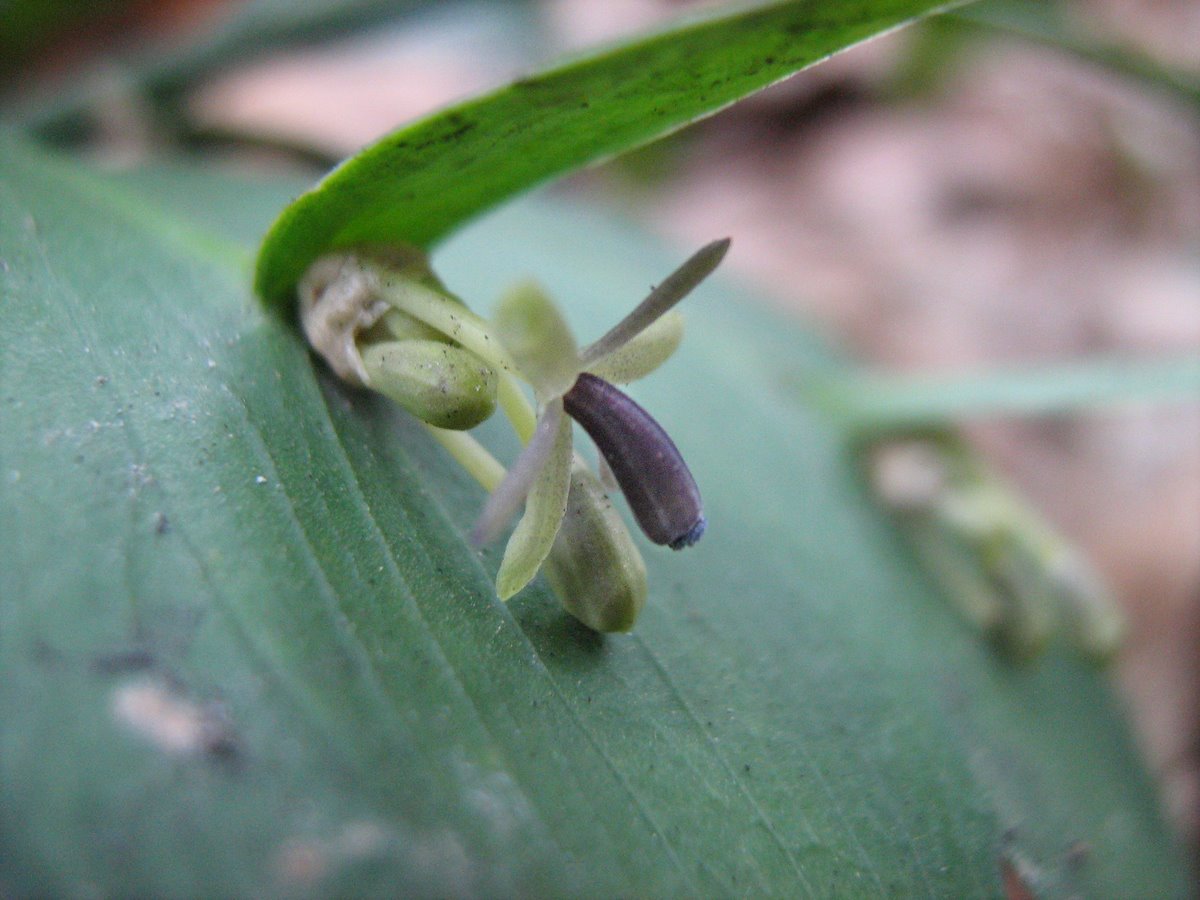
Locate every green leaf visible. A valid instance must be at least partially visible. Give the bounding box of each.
[956,0,1200,112]
[1,137,1188,895]
[803,355,1200,434]
[7,0,457,135]
[254,0,971,305]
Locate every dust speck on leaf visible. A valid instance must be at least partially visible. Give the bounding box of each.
[111,678,236,760]
[91,647,157,674]
[273,822,393,891]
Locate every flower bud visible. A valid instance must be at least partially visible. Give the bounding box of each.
[544,462,647,633]
[361,339,497,430]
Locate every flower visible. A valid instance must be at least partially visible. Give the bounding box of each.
[296,238,729,631]
[472,238,729,604]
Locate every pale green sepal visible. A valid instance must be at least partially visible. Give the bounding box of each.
[377,308,447,343]
[472,399,565,546]
[361,339,497,430]
[902,516,1006,635]
[494,280,580,396]
[544,460,648,633]
[978,533,1060,661]
[495,407,574,600]
[585,312,683,384]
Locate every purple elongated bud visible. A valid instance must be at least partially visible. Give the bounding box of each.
[563,372,705,550]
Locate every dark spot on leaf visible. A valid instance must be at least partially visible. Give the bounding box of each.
[442,121,476,144]
[92,647,157,674]
[32,638,64,667]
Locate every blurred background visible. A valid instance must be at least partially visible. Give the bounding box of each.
[5,0,1197,854]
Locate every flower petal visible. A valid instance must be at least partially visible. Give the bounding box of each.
[585,311,683,384]
[494,405,574,599]
[578,238,728,367]
[494,280,579,396]
[471,399,568,547]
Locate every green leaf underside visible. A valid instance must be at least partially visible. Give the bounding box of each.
[254,0,970,304]
[1,138,1187,896]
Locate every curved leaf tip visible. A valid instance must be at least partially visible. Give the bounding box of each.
[254,0,972,306]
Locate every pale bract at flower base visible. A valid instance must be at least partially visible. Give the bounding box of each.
[297,239,728,632]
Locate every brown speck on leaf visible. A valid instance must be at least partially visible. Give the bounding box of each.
[1000,855,1039,900]
[274,822,391,890]
[1065,839,1091,870]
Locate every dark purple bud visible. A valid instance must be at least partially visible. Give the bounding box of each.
[563,372,705,550]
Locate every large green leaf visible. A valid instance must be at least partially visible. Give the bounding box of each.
[254,0,971,304]
[0,137,1187,896]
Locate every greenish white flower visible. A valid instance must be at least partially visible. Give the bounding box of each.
[297,239,729,632]
[474,239,728,605]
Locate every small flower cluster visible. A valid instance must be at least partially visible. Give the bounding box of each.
[869,434,1124,662]
[297,240,728,631]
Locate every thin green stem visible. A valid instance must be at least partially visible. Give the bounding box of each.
[425,424,506,492]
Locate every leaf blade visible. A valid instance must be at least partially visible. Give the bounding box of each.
[1,140,1188,896]
[254,0,972,304]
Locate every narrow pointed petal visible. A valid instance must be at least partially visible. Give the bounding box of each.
[470,399,566,547]
[563,373,704,549]
[494,408,574,599]
[585,311,683,385]
[494,280,579,395]
[579,238,728,367]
